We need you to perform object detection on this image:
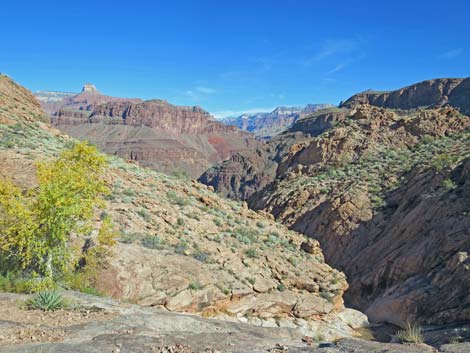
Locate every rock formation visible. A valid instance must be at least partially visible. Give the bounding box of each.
[200,79,470,327]
[35,84,258,178]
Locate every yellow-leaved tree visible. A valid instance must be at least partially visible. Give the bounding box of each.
[0,141,114,291]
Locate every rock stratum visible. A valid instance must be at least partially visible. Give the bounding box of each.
[341,77,470,115]
[199,79,470,327]
[35,84,257,178]
[0,74,373,348]
[221,104,335,139]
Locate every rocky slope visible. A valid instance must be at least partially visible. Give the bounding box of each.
[221,104,334,138]
[200,79,470,327]
[341,77,470,115]
[0,75,371,346]
[36,84,258,178]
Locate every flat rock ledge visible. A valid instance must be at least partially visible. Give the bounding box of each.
[0,292,467,353]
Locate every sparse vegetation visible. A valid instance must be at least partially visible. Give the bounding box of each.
[442,178,457,191]
[188,281,203,290]
[137,208,152,222]
[245,248,258,258]
[396,322,424,344]
[193,251,211,263]
[141,236,165,250]
[166,190,191,206]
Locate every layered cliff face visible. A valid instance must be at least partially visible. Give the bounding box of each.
[341,77,470,115]
[221,104,334,138]
[38,85,257,178]
[1,76,368,342]
[200,79,470,326]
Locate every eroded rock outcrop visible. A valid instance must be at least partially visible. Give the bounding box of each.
[341,77,470,115]
[200,79,470,327]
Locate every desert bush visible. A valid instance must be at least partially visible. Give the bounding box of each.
[193,251,211,263]
[432,154,458,171]
[166,190,191,206]
[0,272,30,293]
[188,281,202,290]
[396,322,424,343]
[245,248,258,258]
[141,236,165,250]
[137,208,152,222]
[442,178,457,191]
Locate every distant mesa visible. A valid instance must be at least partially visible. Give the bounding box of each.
[82,83,98,93]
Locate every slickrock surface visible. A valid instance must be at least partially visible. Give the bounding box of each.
[0,292,454,353]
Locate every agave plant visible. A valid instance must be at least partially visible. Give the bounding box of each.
[28,291,65,311]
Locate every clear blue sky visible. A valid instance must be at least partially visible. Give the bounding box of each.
[1,0,469,118]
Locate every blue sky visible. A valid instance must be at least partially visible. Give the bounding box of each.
[1,0,469,118]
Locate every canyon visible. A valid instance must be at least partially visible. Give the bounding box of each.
[200,78,470,328]
[1,75,469,352]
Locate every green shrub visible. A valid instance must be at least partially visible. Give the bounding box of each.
[177,217,185,226]
[141,236,165,250]
[193,251,211,263]
[78,286,103,297]
[276,283,286,292]
[0,272,30,293]
[396,322,424,343]
[173,241,188,255]
[256,221,265,228]
[27,291,65,311]
[246,277,256,285]
[188,281,202,290]
[442,178,457,191]
[432,154,457,171]
[119,231,142,244]
[122,188,135,196]
[288,257,298,267]
[245,248,258,258]
[234,227,259,245]
[166,190,191,206]
[137,208,152,222]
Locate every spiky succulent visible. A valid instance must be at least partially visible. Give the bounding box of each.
[28,291,65,311]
